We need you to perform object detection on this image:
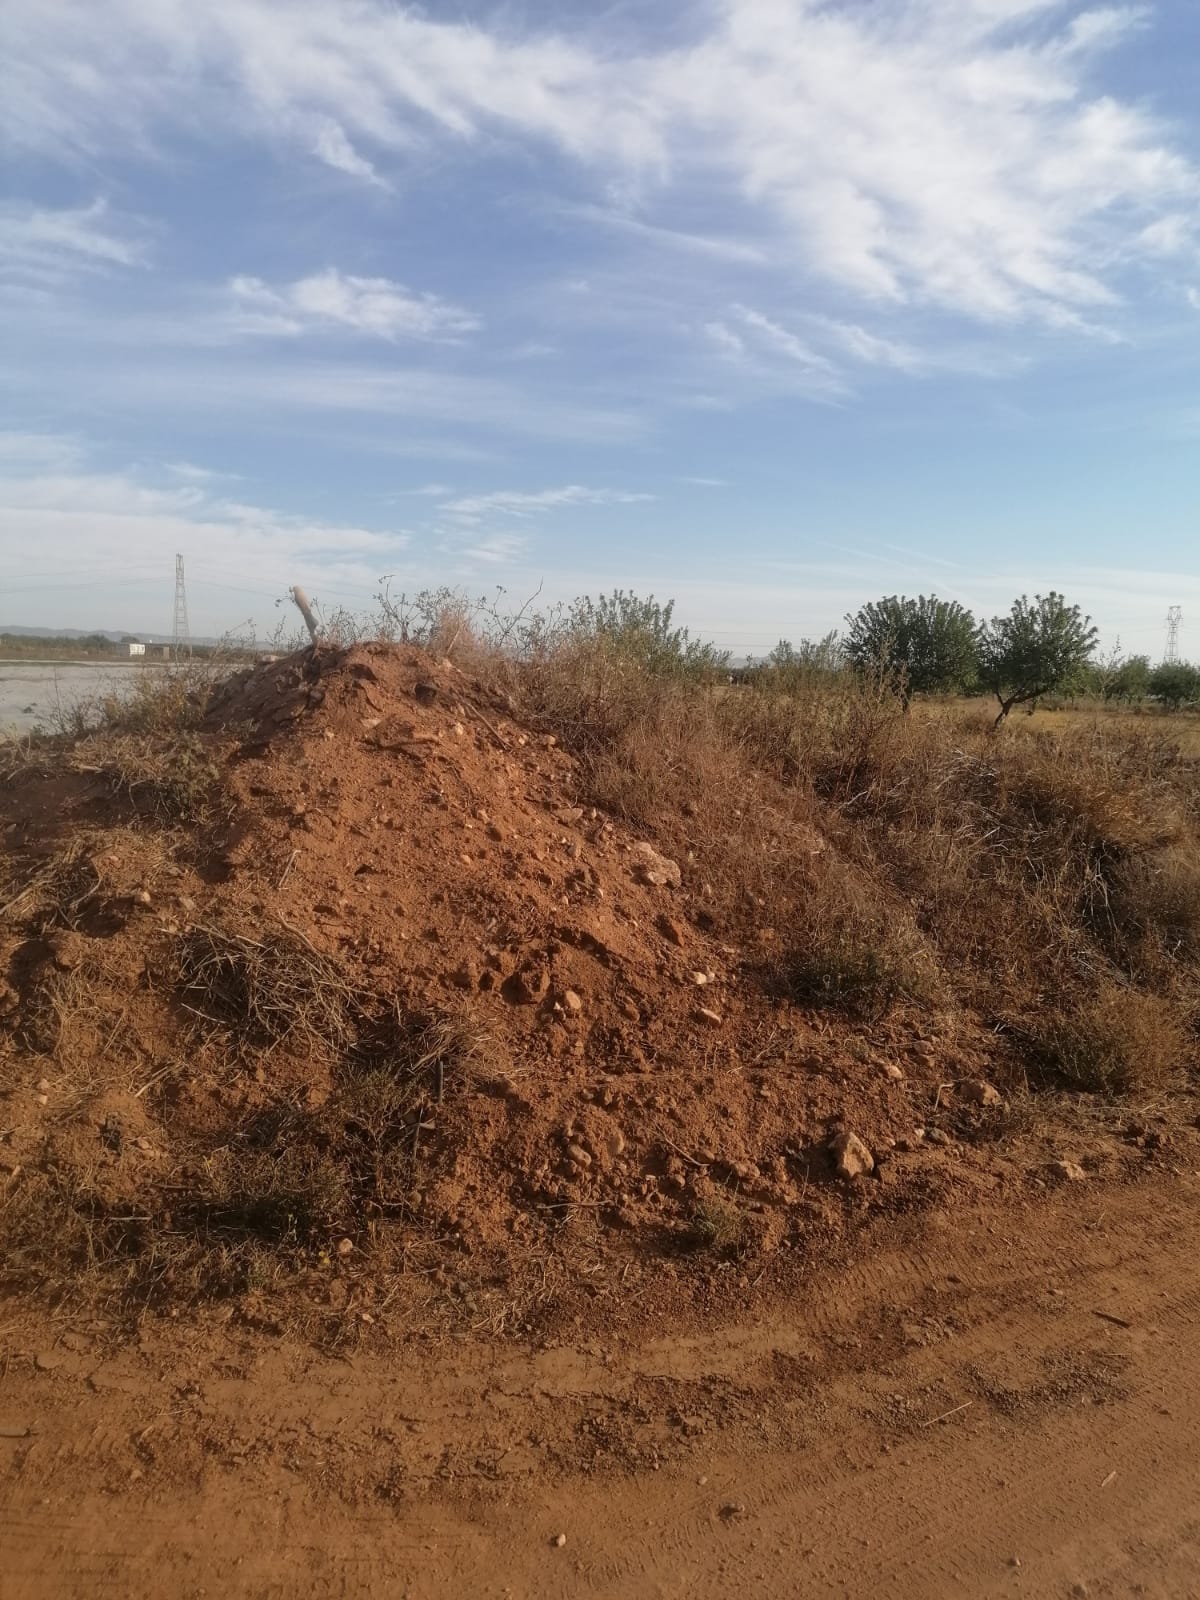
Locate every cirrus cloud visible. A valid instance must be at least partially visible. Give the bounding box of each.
[4,0,1196,333]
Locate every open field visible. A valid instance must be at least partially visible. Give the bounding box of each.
[2,638,1198,1595]
[923,694,1200,755]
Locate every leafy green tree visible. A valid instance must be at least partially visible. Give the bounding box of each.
[978,592,1098,726]
[1107,654,1151,702]
[1148,660,1200,710]
[843,595,977,711]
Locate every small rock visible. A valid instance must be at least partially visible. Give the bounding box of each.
[336,1238,354,1258]
[134,888,152,906]
[556,807,584,825]
[925,1127,950,1146]
[487,823,505,843]
[719,1502,746,1521]
[552,1533,567,1548]
[882,1063,904,1082]
[566,1143,592,1167]
[632,841,682,889]
[829,1131,874,1179]
[961,1079,1002,1108]
[562,989,584,1014]
[1049,1158,1087,1182]
[604,1128,626,1159]
[37,1078,51,1094]
[695,1007,723,1027]
[657,913,687,947]
[178,894,196,913]
[36,1095,48,1107]
[690,971,709,986]
[34,1352,61,1373]
[619,997,640,1021]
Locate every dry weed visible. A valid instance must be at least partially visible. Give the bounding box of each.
[1031,986,1189,1095]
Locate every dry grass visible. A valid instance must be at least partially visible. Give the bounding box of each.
[176,923,360,1061]
[1030,986,1190,1095]
[685,1197,748,1255]
[0,911,503,1316]
[70,730,226,825]
[518,646,1200,1056]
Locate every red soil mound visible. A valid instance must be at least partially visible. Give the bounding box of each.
[2,644,1075,1334]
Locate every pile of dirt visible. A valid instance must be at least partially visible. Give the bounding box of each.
[1,644,1185,1335]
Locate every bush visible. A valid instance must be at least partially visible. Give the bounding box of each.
[1032,987,1189,1094]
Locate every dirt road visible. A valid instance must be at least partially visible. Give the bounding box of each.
[3,1174,1198,1599]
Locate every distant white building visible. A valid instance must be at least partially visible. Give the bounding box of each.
[127,641,146,657]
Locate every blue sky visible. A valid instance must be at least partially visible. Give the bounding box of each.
[2,0,1199,657]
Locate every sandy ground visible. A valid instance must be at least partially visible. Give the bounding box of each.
[3,1171,1197,1599]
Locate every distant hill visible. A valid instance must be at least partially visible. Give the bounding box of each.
[0,626,222,646]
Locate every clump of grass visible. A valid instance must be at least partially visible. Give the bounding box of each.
[1031,986,1189,1095]
[202,1140,349,1243]
[72,730,226,825]
[176,923,360,1061]
[775,868,938,1022]
[685,1198,747,1255]
[1111,845,1200,962]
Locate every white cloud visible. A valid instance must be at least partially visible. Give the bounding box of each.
[439,485,655,525]
[0,199,145,284]
[0,431,83,469]
[812,318,926,373]
[0,446,407,630]
[311,119,386,187]
[3,0,1194,331]
[705,321,746,359]
[227,269,478,341]
[733,306,837,374]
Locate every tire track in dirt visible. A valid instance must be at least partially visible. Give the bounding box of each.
[2,1174,1198,1598]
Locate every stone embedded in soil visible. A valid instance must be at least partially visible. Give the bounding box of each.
[695,1007,723,1026]
[657,913,687,946]
[882,1063,904,1081]
[830,1131,875,1179]
[961,1079,1002,1107]
[562,989,584,1014]
[1049,1158,1087,1182]
[632,841,682,889]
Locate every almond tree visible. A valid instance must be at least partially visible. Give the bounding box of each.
[978,592,1098,726]
[843,594,977,712]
